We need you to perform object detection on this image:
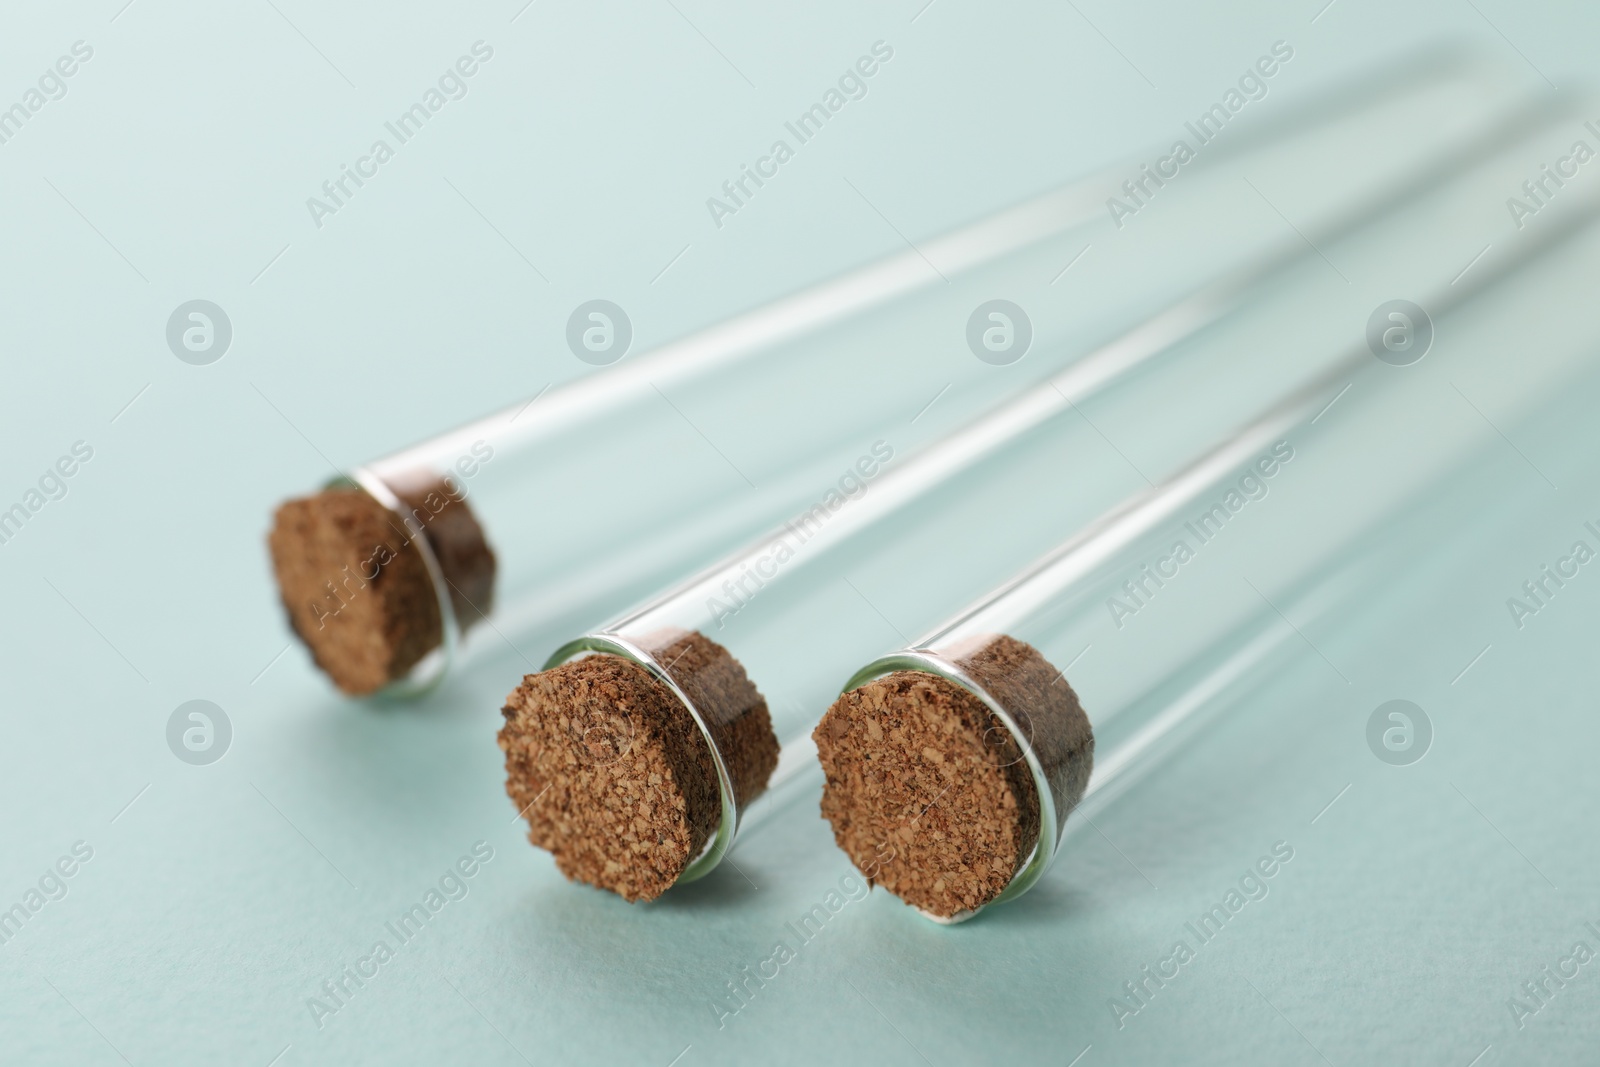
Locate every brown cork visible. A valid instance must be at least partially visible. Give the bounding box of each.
[814,634,1093,919]
[498,630,779,902]
[267,477,496,696]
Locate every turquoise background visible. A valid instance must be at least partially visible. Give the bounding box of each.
[2,1,1599,1064]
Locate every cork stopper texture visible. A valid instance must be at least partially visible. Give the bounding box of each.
[267,480,495,696]
[815,634,1093,918]
[499,631,778,902]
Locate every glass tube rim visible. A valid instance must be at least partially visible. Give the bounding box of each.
[543,633,742,885]
[839,648,1064,922]
[337,468,461,698]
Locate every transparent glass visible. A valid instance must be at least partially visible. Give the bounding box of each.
[840,178,1600,918]
[540,72,1563,884]
[315,53,1525,697]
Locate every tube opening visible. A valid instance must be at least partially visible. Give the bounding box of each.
[497,631,777,901]
[822,638,1093,921]
[267,467,495,697]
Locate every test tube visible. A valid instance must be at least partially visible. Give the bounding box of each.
[267,53,1514,698]
[816,180,1600,922]
[498,86,1565,903]
[265,180,1094,698]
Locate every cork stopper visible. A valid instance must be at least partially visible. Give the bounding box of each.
[498,630,779,902]
[267,478,496,696]
[815,634,1093,919]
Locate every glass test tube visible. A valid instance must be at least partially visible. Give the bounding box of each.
[272,166,1108,698]
[513,83,1561,898]
[269,52,1512,699]
[826,177,1600,922]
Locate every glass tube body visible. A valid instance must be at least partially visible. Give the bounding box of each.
[540,82,1571,882]
[338,183,1100,692]
[316,55,1524,695]
[841,181,1600,916]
